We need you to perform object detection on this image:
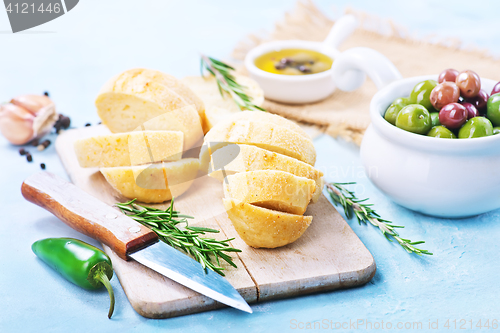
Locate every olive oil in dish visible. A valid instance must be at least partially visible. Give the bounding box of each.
[254,49,333,75]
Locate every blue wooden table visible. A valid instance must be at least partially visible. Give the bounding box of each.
[1,1,499,332]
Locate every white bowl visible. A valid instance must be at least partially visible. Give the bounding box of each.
[360,75,500,218]
[245,40,340,104]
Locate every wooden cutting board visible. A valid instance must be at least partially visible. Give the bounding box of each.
[55,125,376,318]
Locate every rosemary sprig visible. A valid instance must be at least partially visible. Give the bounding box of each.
[200,54,265,112]
[325,182,432,255]
[116,198,241,276]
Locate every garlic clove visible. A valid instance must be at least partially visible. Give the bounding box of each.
[33,103,58,138]
[11,94,53,115]
[0,104,35,145]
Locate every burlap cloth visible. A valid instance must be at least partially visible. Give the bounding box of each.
[232,1,500,145]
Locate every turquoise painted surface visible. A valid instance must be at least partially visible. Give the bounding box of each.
[1,1,499,332]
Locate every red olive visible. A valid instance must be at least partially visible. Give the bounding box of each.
[439,103,468,129]
[461,102,479,119]
[465,89,489,113]
[455,70,481,98]
[430,82,460,110]
[438,68,459,83]
[491,81,500,96]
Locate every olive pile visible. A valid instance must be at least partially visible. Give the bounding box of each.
[384,69,500,139]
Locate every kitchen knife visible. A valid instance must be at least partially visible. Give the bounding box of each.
[21,171,252,313]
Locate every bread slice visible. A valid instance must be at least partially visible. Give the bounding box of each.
[200,119,316,172]
[181,75,264,131]
[223,199,312,248]
[95,69,205,147]
[223,170,315,215]
[209,144,324,203]
[74,130,183,168]
[100,158,199,203]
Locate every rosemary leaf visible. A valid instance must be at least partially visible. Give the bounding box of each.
[186,226,220,233]
[200,54,266,112]
[325,182,432,256]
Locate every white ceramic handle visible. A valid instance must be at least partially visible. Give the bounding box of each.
[323,15,358,50]
[331,47,403,92]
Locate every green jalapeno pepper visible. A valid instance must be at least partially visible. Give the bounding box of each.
[32,237,115,318]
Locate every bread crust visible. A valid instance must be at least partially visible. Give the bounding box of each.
[200,119,316,172]
[223,199,312,248]
[95,69,205,147]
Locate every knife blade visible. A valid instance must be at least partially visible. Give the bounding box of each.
[21,171,252,314]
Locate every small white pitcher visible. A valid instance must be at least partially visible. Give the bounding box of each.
[244,15,402,104]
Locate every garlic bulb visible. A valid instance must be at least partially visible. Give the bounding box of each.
[0,95,58,145]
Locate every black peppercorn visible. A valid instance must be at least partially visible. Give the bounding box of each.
[40,163,46,170]
[85,123,91,127]
[26,154,33,162]
[19,148,27,156]
[60,116,71,129]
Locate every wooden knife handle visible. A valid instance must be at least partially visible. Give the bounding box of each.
[21,171,158,260]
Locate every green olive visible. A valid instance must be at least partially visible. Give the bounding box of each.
[430,112,441,127]
[384,97,410,125]
[458,117,493,139]
[410,80,438,112]
[486,93,500,126]
[427,126,456,139]
[493,127,500,135]
[395,104,432,135]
